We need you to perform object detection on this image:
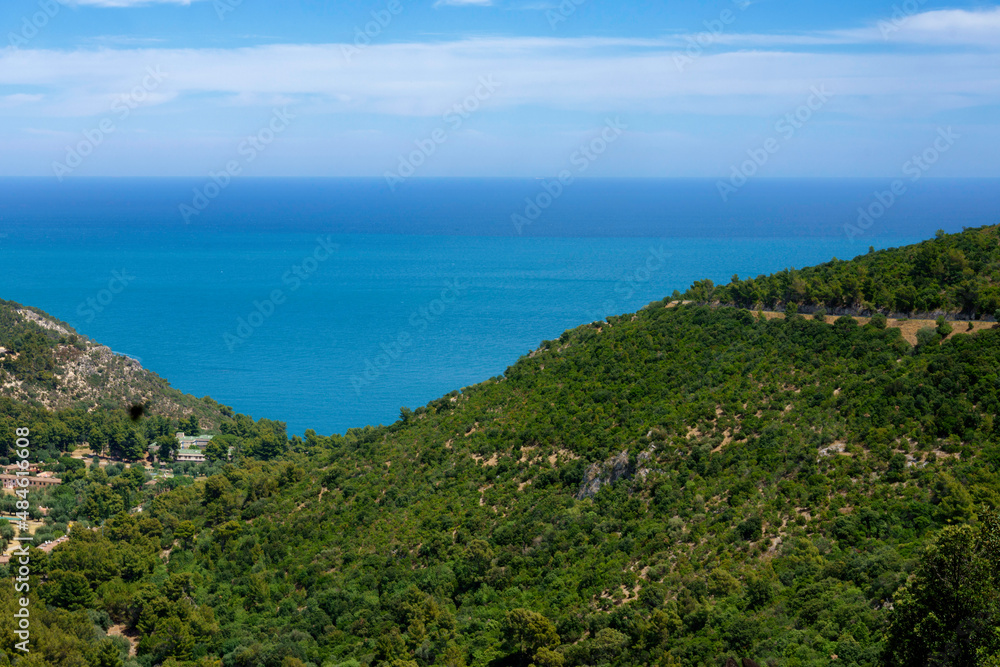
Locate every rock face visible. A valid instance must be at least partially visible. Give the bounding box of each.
[576,450,633,499]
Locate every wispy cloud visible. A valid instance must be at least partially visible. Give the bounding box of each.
[0,30,997,122]
[0,94,44,108]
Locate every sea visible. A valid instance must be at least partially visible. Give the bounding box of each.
[1,177,997,436]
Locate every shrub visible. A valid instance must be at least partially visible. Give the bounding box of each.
[736,516,763,541]
[916,327,940,348]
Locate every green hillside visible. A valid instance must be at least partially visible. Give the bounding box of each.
[3,226,1000,667]
[0,298,232,430]
[685,225,1000,317]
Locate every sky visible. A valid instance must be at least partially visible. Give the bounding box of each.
[0,0,998,178]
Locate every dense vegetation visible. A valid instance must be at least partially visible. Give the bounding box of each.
[684,226,1000,317]
[3,225,1000,667]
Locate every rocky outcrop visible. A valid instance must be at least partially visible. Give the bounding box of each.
[576,450,632,499]
[575,444,662,499]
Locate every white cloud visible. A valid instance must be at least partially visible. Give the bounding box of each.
[0,9,997,122]
[671,7,1000,48]
[0,93,43,107]
[821,6,1000,46]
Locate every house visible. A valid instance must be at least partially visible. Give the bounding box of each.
[175,432,213,449]
[176,448,206,463]
[3,463,38,474]
[0,474,62,489]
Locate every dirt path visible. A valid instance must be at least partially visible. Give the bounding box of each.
[754,310,994,345]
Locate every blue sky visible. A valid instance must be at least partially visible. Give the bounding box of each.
[1,0,998,178]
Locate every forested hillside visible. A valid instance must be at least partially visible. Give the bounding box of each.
[685,225,1000,317]
[3,226,1000,667]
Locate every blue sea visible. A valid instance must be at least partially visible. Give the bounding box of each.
[1,178,997,435]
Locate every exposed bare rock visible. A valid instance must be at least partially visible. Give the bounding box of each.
[576,450,632,499]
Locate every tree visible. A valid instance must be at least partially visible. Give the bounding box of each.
[502,609,560,665]
[140,616,194,663]
[247,430,286,460]
[736,516,762,541]
[883,513,1000,666]
[43,570,96,610]
[532,646,564,667]
[87,638,124,667]
[156,434,180,462]
[183,415,201,437]
[205,435,234,463]
[937,316,954,337]
[916,326,940,348]
[116,428,147,461]
[174,520,197,546]
[81,485,125,522]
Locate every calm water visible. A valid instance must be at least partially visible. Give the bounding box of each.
[1,178,996,435]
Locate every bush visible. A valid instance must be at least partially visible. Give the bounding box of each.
[936,316,953,337]
[916,327,940,348]
[736,516,763,541]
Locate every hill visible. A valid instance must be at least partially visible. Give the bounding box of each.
[0,298,232,429]
[3,226,1000,667]
[685,225,1000,318]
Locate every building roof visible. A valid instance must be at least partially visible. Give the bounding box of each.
[177,448,205,456]
[176,432,214,446]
